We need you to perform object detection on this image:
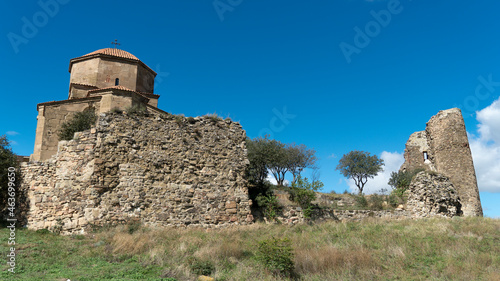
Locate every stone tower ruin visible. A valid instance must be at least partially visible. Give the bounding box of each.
[400,108,483,217]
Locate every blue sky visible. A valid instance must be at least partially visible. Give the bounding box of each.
[1,0,500,218]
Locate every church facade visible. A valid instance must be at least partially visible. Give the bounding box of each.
[32,48,162,161]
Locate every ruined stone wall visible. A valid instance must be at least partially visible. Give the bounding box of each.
[400,108,482,217]
[22,112,253,234]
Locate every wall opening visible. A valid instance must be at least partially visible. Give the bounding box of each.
[115,78,119,86]
[423,151,428,160]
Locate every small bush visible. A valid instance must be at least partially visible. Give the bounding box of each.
[186,116,196,124]
[174,115,184,126]
[255,193,281,221]
[388,193,403,207]
[256,237,295,277]
[187,257,215,276]
[388,168,425,193]
[205,113,221,123]
[125,104,146,115]
[58,109,97,141]
[354,194,368,208]
[287,176,323,218]
[368,194,384,210]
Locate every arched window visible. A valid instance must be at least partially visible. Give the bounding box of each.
[115,78,120,86]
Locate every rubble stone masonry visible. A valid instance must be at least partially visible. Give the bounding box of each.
[401,108,483,217]
[21,112,253,234]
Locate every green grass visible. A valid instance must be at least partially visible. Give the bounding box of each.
[0,217,499,280]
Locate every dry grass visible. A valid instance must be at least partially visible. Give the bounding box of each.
[85,217,500,280]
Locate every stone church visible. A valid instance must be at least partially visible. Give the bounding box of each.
[32,48,162,161]
[22,47,254,234]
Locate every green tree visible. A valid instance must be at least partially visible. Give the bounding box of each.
[0,135,19,216]
[266,139,289,186]
[246,136,273,184]
[286,143,317,184]
[246,137,318,187]
[336,150,384,194]
[58,109,97,141]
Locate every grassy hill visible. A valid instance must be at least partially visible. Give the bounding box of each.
[1,217,499,280]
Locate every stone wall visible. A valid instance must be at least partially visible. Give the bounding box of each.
[400,108,482,217]
[22,112,253,234]
[405,172,462,218]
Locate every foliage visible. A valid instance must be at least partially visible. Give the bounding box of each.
[388,193,404,208]
[286,143,317,184]
[288,175,324,218]
[353,194,368,208]
[246,137,271,184]
[368,194,384,210]
[58,109,97,141]
[336,150,384,194]
[125,104,146,115]
[246,136,318,186]
[255,193,281,221]
[205,113,221,123]
[187,257,215,276]
[256,237,295,277]
[174,114,184,126]
[388,168,425,201]
[0,135,19,216]
[265,138,289,186]
[186,116,196,124]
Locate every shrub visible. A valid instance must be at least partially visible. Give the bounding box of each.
[174,115,184,126]
[255,193,281,221]
[388,168,424,191]
[125,104,146,115]
[287,176,323,218]
[58,109,97,141]
[186,116,196,124]
[205,113,221,123]
[353,194,368,208]
[388,168,424,201]
[368,194,384,210]
[187,257,215,276]
[388,193,403,207]
[256,237,295,277]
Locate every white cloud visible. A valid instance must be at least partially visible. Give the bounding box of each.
[347,151,404,194]
[6,131,19,136]
[476,98,500,144]
[266,173,289,186]
[470,97,500,192]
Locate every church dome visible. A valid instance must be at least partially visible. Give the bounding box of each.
[81,48,139,61]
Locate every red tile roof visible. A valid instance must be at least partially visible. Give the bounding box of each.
[81,48,139,61]
[70,82,98,88]
[87,85,136,93]
[69,48,156,76]
[87,86,159,99]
